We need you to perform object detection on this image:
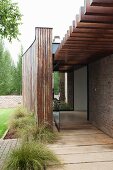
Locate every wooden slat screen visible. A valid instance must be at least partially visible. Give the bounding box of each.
[22,27,53,125]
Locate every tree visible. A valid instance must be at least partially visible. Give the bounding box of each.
[15,46,23,94]
[0,40,14,95]
[0,0,22,41]
[54,72,60,95]
[0,40,23,95]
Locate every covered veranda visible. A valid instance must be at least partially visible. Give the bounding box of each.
[53,0,113,130]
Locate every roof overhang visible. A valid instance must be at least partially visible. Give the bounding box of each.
[54,0,113,71]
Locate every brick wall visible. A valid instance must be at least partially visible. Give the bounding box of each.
[0,96,22,109]
[89,55,113,137]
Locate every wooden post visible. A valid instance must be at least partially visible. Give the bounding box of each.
[36,27,53,126]
[59,73,65,102]
[67,71,74,109]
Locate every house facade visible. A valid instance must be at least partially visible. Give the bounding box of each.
[22,0,113,137]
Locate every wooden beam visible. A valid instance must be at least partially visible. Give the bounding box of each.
[79,7,113,23]
[54,1,113,64]
[66,37,113,42]
[60,47,113,52]
[55,53,90,60]
[72,28,113,34]
[70,32,113,39]
[77,22,113,29]
[62,44,113,49]
[62,40,113,45]
[85,0,113,16]
[59,47,113,52]
[90,0,113,7]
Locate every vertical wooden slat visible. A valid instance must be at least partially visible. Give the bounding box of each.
[59,73,65,102]
[22,27,53,126]
[22,41,37,113]
[67,71,74,109]
[36,27,53,125]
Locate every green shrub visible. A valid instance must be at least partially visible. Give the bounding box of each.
[19,122,59,144]
[10,115,34,130]
[4,142,60,170]
[59,101,73,111]
[4,107,61,170]
[9,108,35,138]
[53,99,60,111]
[9,108,58,142]
[53,100,73,111]
[9,107,58,143]
[12,107,28,119]
[35,123,58,143]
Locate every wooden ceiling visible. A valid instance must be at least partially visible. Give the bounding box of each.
[54,0,113,71]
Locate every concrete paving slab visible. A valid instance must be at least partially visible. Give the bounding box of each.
[49,144,113,154]
[48,122,113,170]
[55,133,113,146]
[58,151,113,164]
[48,161,113,170]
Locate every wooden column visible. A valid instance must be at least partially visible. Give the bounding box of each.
[67,71,74,109]
[36,27,53,126]
[59,72,65,102]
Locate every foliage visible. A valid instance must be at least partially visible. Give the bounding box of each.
[53,100,73,111]
[53,98,60,111]
[0,40,23,95]
[59,101,73,111]
[54,72,60,95]
[4,142,60,170]
[0,108,14,138]
[4,107,61,169]
[0,0,22,41]
[9,115,34,131]
[19,122,58,144]
[9,107,35,138]
[13,46,23,94]
[12,107,28,119]
[0,40,15,95]
[9,107,58,143]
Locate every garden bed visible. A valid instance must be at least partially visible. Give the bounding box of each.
[4,129,16,139]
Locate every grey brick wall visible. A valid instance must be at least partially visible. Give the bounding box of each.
[89,55,113,137]
[0,96,22,109]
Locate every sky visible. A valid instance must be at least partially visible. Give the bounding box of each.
[5,0,84,63]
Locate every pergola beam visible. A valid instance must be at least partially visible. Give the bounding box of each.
[54,0,113,71]
[79,7,113,23]
[90,0,113,7]
[85,0,113,16]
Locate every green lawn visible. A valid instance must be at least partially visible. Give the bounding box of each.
[0,108,15,138]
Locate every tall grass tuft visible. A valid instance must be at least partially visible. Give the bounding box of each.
[9,107,58,143]
[4,142,60,170]
[4,107,61,169]
[8,107,35,138]
[12,107,28,119]
[9,115,35,130]
[19,122,59,144]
